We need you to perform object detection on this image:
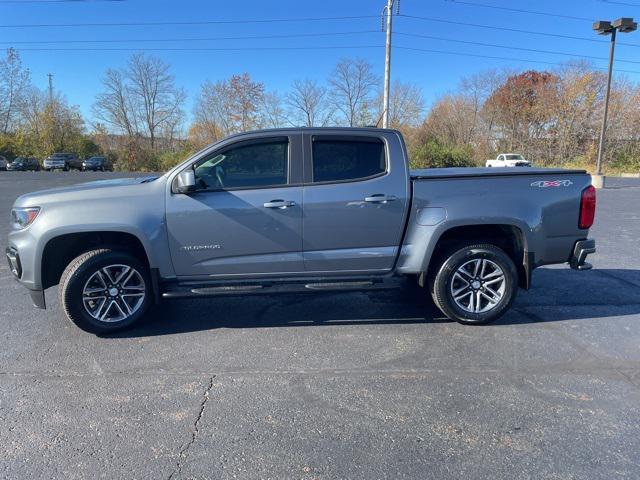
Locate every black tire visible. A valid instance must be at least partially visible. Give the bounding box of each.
[429,243,518,325]
[59,249,152,334]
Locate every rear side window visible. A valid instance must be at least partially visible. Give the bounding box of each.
[312,138,386,183]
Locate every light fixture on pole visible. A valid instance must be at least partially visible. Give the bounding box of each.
[592,17,637,182]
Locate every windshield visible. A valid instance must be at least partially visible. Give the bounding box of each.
[505,155,525,161]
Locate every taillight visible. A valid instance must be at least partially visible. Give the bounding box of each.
[579,185,596,229]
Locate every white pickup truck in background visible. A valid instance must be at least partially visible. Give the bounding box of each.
[486,154,531,168]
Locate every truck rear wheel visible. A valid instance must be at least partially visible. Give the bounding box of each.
[59,249,152,334]
[429,243,518,325]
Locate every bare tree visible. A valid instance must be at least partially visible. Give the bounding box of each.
[227,73,264,131]
[377,81,425,129]
[0,48,31,134]
[126,53,185,150]
[193,79,234,139]
[328,58,379,127]
[93,68,139,138]
[260,91,286,128]
[286,79,331,127]
[19,86,46,136]
[193,73,265,136]
[93,54,185,151]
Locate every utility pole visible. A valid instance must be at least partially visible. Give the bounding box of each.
[381,0,399,129]
[47,73,54,103]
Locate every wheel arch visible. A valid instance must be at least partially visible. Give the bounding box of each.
[41,231,151,290]
[419,223,531,290]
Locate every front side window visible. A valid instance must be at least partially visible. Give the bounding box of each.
[312,138,386,183]
[194,138,289,191]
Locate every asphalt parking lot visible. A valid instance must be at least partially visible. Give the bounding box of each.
[1,171,639,479]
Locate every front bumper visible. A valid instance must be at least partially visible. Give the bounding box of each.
[569,239,596,271]
[5,246,21,278]
[5,246,46,308]
[44,163,65,170]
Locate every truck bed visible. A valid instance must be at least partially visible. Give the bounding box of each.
[410,167,587,180]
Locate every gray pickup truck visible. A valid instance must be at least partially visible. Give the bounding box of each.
[6,128,596,333]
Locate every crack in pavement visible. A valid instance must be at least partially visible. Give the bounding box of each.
[2,363,640,378]
[168,375,215,480]
[593,269,640,289]
[517,308,640,392]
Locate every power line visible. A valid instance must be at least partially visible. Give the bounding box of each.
[394,45,640,75]
[443,0,593,22]
[396,32,640,64]
[9,42,640,74]
[398,14,640,48]
[0,14,378,28]
[11,45,386,52]
[0,0,123,2]
[8,28,636,65]
[0,29,379,44]
[597,0,640,6]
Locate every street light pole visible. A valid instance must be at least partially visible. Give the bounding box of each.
[595,28,616,176]
[592,18,637,182]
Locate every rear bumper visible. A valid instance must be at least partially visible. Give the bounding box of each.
[569,239,596,271]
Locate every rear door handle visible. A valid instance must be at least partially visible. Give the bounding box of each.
[364,194,397,204]
[263,199,296,209]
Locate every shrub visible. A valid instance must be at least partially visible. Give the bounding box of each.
[609,152,640,174]
[157,149,193,172]
[410,137,476,169]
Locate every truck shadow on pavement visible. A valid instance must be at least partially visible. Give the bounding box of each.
[108,268,640,338]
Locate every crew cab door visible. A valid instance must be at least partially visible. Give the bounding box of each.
[302,133,410,272]
[166,135,304,277]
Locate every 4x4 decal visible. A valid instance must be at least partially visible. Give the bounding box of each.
[531,180,573,188]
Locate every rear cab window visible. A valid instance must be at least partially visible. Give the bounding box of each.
[311,136,386,183]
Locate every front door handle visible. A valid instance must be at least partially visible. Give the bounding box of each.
[264,199,296,209]
[364,194,397,204]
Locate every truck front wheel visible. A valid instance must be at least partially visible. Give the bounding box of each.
[58,249,152,334]
[429,243,518,325]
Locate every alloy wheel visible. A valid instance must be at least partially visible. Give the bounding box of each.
[450,258,506,314]
[82,264,146,322]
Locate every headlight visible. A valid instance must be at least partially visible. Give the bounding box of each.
[11,207,41,229]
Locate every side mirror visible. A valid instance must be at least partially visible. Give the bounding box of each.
[175,170,196,194]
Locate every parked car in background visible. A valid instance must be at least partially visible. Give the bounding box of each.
[486,154,531,168]
[6,127,596,334]
[44,153,69,171]
[82,156,113,171]
[44,153,74,171]
[6,157,40,171]
[0,155,7,171]
[67,154,83,170]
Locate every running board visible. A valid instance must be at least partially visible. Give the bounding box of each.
[161,278,402,299]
